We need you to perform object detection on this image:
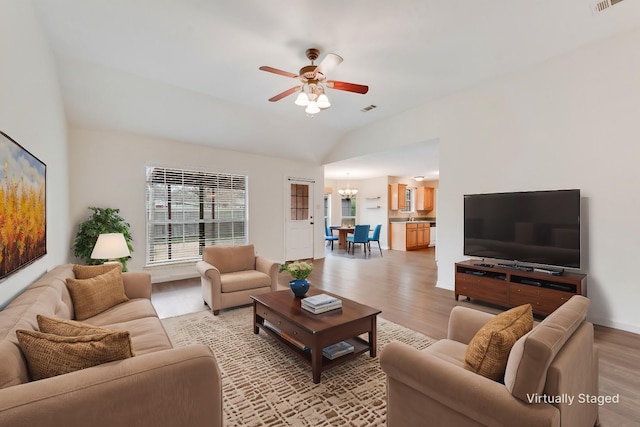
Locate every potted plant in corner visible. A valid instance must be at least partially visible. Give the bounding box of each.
[279,260,313,297]
[73,207,134,271]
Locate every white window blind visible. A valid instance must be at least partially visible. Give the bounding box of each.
[145,166,248,266]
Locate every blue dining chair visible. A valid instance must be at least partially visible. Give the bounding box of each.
[325,223,338,250]
[368,224,383,256]
[347,225,370,256]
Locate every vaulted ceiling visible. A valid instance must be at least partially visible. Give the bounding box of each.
[33,0,640,179]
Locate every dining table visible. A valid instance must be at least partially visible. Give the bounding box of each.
[334,227,354,250]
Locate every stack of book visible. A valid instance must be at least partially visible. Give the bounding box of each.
[301,294,342,314]
[263,320,310,351]
[322,341,355,360]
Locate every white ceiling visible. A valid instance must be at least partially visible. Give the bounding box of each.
[33,0,640,180]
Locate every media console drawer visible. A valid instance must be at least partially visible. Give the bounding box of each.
[455,273,508,306]
[510,284,572,315]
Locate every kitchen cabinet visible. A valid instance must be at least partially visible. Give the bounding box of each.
[415,187,434,211]
[390,222,430,251]
[408,223,430,250]
[388,184,407,210]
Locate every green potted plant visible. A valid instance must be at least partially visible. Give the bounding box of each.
[73,207,133,271]
[279,261,313,297]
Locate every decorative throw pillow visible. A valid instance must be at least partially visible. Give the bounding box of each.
[464,304,533,381]
[37,314,117,336]
[73,263,121,279]
[66,268,129,320]
[16,328,134,381]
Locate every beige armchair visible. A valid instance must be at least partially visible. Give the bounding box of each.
[380,295,599,427]
[196,244,278,315]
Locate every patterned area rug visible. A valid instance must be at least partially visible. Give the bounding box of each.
[161,307,435,426]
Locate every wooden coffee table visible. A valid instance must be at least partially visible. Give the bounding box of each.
[251,289,381,383]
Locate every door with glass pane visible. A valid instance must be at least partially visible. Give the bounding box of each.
[285,179,314,261]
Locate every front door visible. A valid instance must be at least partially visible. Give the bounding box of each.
[285,179,314,261]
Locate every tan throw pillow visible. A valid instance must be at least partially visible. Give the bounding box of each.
[464,304,533,381]
[16,329,134,381]
[37,314,116,336]
[66,268,129,320]
[73,263,122,279]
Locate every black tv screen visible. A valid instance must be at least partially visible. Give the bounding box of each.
[464,189,580,268]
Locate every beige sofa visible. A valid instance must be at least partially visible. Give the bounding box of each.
[197,244,278,315]
[380,295,598,427]
[0,264,222,427]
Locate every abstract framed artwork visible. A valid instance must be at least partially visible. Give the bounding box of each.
[0,131,46,279]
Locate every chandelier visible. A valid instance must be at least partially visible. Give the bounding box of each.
[338,187,358,199]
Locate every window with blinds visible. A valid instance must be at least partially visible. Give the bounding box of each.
[145,166,248,266]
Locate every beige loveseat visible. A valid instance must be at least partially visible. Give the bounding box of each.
[0,264,222,427]
[380,295,598,427]
[197,244,278,315]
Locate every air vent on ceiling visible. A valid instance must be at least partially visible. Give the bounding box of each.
[361,104,377,112]
[591,0,625,13]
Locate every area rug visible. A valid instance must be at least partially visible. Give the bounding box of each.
[161,307,435,427]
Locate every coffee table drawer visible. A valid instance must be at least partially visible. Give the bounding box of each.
[256,303,312,345]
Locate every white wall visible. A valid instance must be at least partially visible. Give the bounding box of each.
[68,127,325,282]
[331,28,640,334]
[357,177,389,249]
[323,179,341,227]
[0,0,69,308]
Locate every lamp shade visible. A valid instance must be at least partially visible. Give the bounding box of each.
[316,93,331,109]
[91,233,131,260]
[294,91,309,106]
[305,101,320,115]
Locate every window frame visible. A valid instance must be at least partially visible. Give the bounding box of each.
[400,187,415,213]
[340,197,357,226]
[145,166,248,266]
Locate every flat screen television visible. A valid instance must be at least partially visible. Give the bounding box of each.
[464,189,580,269]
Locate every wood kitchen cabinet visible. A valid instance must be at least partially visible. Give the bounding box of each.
[391,222,430,251]
[415,187,434,211]
[388,184,407,210]
[406,224,417,248]
[407,223,430,250]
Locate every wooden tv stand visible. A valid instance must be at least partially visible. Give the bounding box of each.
[454,260,586,316]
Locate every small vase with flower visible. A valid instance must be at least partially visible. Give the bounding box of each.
[279,261,313,297]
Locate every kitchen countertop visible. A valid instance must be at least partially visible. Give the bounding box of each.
[389,219,436,224]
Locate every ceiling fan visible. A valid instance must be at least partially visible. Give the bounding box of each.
[259,48,369,115]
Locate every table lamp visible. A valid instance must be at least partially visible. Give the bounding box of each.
[91,233,131,264]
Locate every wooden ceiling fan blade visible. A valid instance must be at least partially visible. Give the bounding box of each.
[259,66,299,79]
[316,53,343,76]
[326,80,369,94]
[268,86,301,102]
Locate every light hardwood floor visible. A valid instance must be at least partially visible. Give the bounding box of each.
[151,246,640,426]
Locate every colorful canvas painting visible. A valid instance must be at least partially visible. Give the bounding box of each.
[0,131,46,279]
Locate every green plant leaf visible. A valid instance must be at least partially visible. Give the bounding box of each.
[73,207,134,271]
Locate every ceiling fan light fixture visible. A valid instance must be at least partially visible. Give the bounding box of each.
[317,93,331,109]
[260,48,368,117]
[305,101,320,115]
[294,90,309,106]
